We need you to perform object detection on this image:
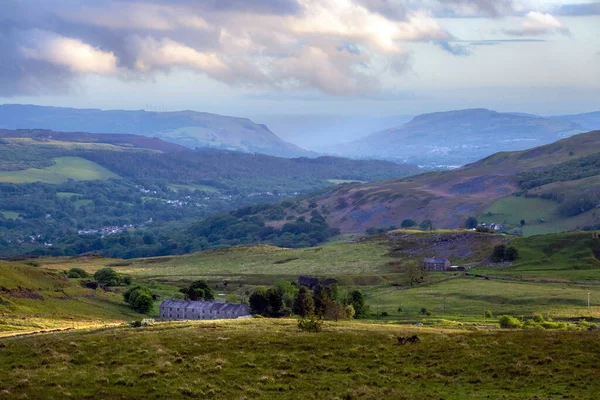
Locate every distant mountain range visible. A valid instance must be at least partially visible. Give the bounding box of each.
[0,104,313,158]
[326,109,599,167]
[252,114,414,151]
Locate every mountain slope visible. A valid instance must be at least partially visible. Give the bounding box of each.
[0,104,312,158]
[331,109,583,166]
[295,130,600,233]
[554,111,600,131]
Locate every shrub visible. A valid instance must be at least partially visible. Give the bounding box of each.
[499,315,522,329]
[484,310,493,318]
[123,285,154,313]
[420,307,431,316]
[298,316,323,333]
[67,268,89,279]
[94,268,123,286]
[381,312,389,317]
[397,306,403,312]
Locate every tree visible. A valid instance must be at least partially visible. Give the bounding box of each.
[293,286,315,317]
[134,293,154,313]
[464,216,478,229]
[313,284,334,317]
[504,247,519,261]
[401,219,417,228]
[181,280,215,301]
[94,267,121,286]
[249,287,270,316]
[491,245,506,263]
[350,290,366,318]
[419,220,433,231]
[123,285,154,313]
[324,300,348,322]
[405,260,426,286]
[520,219,526,227]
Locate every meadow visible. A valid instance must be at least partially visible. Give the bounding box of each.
[473,231,600,281]
[1,319,600,399]
[367,277,600,321]
[0,157,119,184]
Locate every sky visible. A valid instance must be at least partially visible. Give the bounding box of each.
[0,0,598,117]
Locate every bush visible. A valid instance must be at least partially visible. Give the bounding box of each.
[420,307,431,316]
[94,267,125,286]
[298,315,323,333]
[67,267,89,279]
[123,285,154,313]
[484,310,493,318]
[499,315,522,329]
[381,311,389,317]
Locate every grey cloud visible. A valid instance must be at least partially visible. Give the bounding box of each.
[434,0,518,17]
[354,0,408,20]
[553,3,600,16]
[433,40,472,56]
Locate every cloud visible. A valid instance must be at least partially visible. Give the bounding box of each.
[0,0,460,96]
[504,11,570,36]
[433,40,472,56]
[553,3,600,16]
[433,0,522,18]
[19,29,117,74]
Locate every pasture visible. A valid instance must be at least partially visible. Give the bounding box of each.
[0,157,119,184]
[1,319,599,399]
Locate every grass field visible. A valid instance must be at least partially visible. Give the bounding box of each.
[56,192,80,198]
[0,211,19,219]
[0,157,119,184]
[473,232,600,281]
[479,196,599,236]
[368,277,600,320]
[1,319,600,399]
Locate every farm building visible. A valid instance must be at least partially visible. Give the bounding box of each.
[423,258,452,271]
[160,300,250,320]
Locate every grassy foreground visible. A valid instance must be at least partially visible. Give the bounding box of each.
[1,319,600,399]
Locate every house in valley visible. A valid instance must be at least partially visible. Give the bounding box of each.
[422,258,452,271]
[159,300,250,320]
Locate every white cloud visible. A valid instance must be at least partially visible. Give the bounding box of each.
[19,29,117,74]
[505,11,570,36]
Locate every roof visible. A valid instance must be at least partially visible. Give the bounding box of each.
[159,299,250,314]
[423,258,449,264]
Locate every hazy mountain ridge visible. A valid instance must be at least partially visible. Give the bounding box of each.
[0,104,313,158]
[328,109,589,166]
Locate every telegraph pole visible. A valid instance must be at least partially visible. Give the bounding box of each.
[588,293,591,311]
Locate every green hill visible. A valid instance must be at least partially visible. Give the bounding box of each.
[0,262,145,334]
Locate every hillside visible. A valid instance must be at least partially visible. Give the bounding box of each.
[0,261,144,334]
[0,104,313,158]
[329,109,584,166]
[0,129,418,258]
[290,131,600,233]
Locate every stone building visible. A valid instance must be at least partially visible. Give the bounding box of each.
[159,300,250,320]
[422,257,452,271]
